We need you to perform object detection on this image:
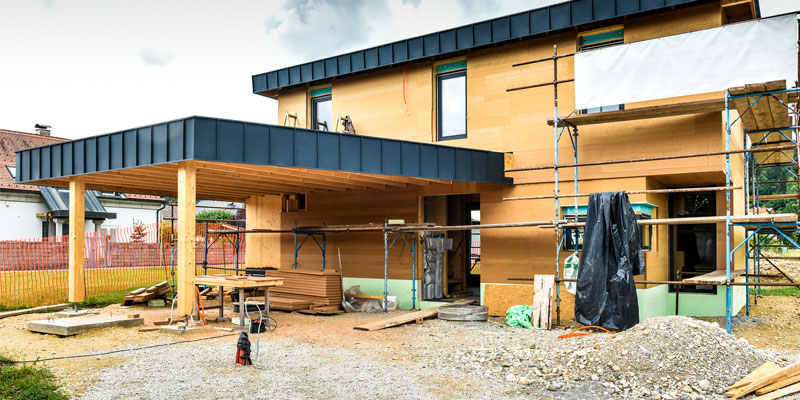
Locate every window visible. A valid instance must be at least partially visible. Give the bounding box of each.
[578,26,624,113]
[310,88,332,131]
[6,165,15,179]
[581,104,625,115]
[562,203,653,252]
[436,62,467,140]
[283,193,306,212]
[578,25,624,50]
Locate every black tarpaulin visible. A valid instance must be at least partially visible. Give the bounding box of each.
[574,192,645,331]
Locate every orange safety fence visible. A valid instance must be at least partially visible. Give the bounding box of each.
[0,221,247,309]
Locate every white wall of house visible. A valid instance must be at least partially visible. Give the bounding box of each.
[99,198,163,230]
[0,191,49,240]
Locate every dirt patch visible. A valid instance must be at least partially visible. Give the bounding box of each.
[730,295,800,352]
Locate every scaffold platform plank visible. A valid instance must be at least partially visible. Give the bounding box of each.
[683,269,745,285]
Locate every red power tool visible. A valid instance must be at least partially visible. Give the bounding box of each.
[235,332,252,366]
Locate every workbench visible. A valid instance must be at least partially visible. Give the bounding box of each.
[194,275,284,330]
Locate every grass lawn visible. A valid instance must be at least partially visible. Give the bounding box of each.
[0,355,68,400]
[0,266,171,310]
[750,286,800,297]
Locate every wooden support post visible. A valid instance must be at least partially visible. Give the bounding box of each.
[245,194,282,269]
[177,161,197,316]
[68,177,85,303]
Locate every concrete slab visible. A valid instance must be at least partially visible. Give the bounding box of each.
[54,310,99,319]
[158,325,203,336]
[28,317,144,336]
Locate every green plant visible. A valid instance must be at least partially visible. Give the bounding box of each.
[196,209,235,221]
[0,355,68,400]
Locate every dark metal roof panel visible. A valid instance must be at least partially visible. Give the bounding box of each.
[16,117,512,185]
[252,0,706,95]
[38,186,116,220]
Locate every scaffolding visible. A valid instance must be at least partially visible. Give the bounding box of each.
[504,45,800,333]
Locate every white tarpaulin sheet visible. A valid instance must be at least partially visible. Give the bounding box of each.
[574,14,798,110]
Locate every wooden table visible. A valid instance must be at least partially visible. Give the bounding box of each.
[194,275,284,330]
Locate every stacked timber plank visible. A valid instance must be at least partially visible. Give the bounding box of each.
[264,269,344,314]
[121,281,171,306]
[726,360,800,399]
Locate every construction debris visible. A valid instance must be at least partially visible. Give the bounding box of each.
[452,316,780,397]
[121,281,171,306]
[354,299,474,331]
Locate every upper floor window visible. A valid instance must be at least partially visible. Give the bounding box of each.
[436,60,467,140]
[310,87,332,131]
[578,26,624,114]
[6,165,16,179]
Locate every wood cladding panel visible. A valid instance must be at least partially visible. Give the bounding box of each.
[279,188,419,280]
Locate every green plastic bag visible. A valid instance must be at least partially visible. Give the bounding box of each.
[506,305,534,329]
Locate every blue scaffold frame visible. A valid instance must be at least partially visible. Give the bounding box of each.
[726,86,800,333]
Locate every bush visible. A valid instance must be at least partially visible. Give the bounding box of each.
[0,355,68,400]
[196,209,235,221]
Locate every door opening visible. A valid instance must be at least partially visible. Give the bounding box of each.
[669,191,716,293]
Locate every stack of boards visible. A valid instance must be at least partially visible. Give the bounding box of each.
[122,281,171,306]
[725,360,800,399]
[264,269,344,315]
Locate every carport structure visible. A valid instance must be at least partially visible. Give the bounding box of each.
[14,116,510,314]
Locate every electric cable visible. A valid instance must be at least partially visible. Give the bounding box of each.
[7,333,236,364]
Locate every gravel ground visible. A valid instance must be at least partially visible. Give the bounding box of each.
[74,315,800,400]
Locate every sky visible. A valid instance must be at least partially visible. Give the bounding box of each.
[0,0,796,140]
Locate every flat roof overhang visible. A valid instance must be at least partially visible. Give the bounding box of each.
[15,117,511,201]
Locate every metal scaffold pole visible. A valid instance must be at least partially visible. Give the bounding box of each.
[552,45,562,326]
[725,89,733,334]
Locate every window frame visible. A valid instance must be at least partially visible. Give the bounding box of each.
[310,94,332,131]
[436,70,467,141]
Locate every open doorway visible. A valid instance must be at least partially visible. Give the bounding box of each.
[669,191,716,293]
[422,193,480,301]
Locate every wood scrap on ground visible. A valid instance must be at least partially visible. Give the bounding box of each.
[726,362,781,394]
[0,303,70,320]
[531,274,554,330]
[730,361,800,399]
[754,382,800,400]
[353,299,474,331]
[756,372,800,395]
[122,281,171,306]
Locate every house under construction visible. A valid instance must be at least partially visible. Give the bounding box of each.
[13,0,800,332]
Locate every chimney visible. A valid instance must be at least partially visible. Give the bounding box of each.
[34,124,51,136]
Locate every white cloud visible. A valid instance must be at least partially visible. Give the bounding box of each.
[139,47,174,67]
[0,0,548,139]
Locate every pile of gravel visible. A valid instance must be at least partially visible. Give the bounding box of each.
[447,316,786,399]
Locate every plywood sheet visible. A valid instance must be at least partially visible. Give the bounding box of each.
[484,284,532,317]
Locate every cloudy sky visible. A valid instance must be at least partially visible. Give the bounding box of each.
[0,0,796,139]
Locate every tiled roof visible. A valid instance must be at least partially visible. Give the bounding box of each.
[0,128,164,202]
[0,129,67,192]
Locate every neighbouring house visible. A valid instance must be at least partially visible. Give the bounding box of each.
[0,128,165,240]
[13,0,798,322]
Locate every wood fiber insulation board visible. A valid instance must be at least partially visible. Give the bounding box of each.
[264,269,343,305]
[484,284,532,317]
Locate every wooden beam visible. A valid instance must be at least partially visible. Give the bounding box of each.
[177,161,197,316]
[68,176,85,302]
